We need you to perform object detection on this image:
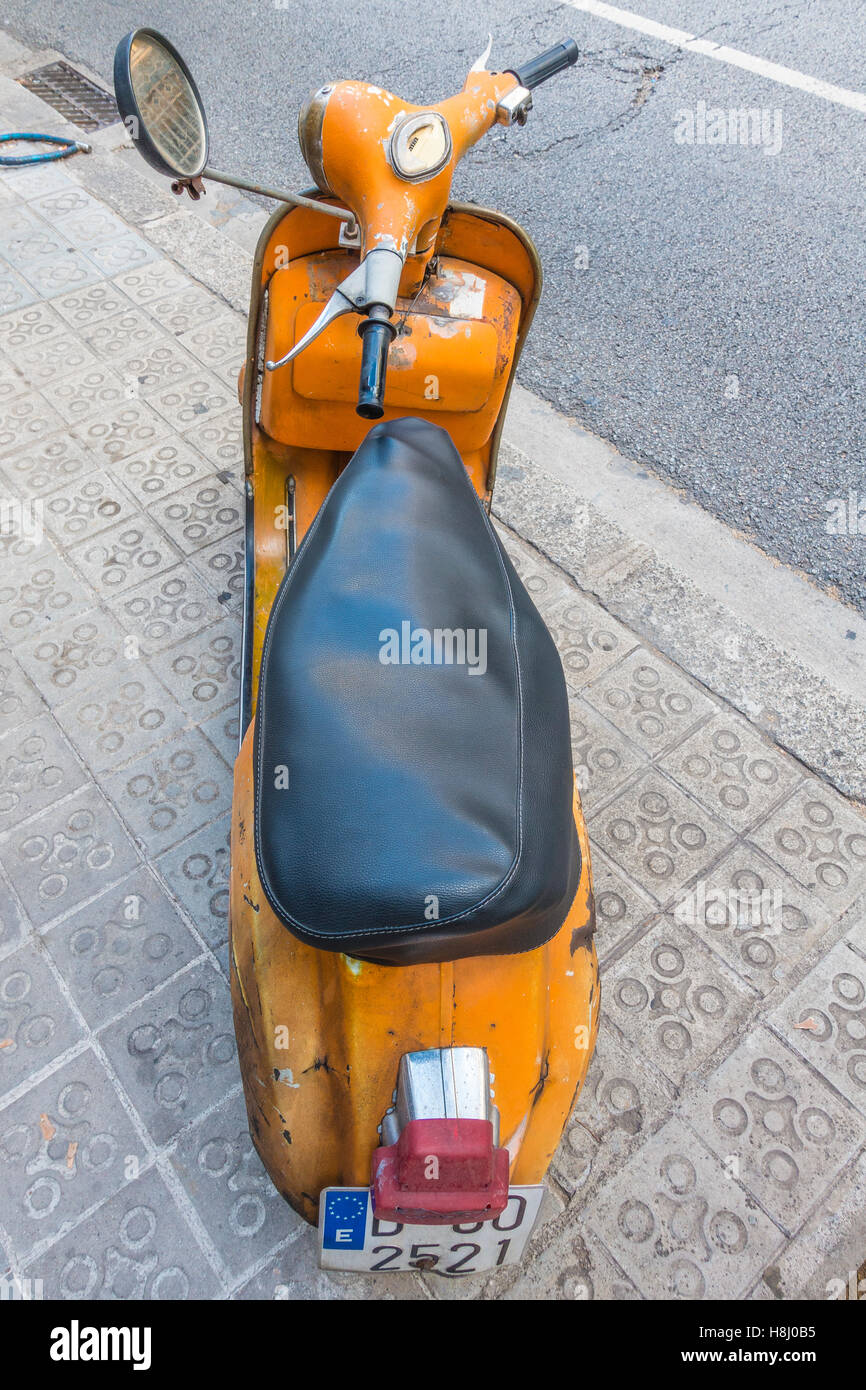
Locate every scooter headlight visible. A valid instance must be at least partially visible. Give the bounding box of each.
[389,112,452,182]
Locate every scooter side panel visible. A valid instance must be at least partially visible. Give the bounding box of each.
[258,252,521,455]
[230,724,598,1225]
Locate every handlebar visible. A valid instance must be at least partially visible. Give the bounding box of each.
[357,309,396,419]
[288,40,581,418]
[506,39,579,91]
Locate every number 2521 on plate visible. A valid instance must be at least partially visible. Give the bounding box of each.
[319,1186,545,1275]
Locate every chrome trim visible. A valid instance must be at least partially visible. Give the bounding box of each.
[297,85,334,194]
[496,86,533,127]
[378,1047,500,1147]
[265,247,403,370]
[388,111,452,183]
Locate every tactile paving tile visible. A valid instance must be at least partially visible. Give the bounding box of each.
[99,959,236,1146]
[684,1025,861,1233]
[590,769,735,902]
[155,813,231,950]
[167,1088,299,1279]
[0,1050,147,1261]
[751,780,866,914]
[592,1116,784,1299]
[660,715,801,833]
[0,782,140,928]
[0,940,84,1096]
[605,916,758,1087]
[98,728,229,856]
[26,1166,220,1300]
[670,843,835,995]
[584,647,716,755]
[552,1018,673,1195]
[768,939,866,1116]
[43,867,199,1031]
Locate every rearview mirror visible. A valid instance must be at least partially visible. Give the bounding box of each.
[114,28,208,180]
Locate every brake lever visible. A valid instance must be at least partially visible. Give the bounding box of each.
[266,247,404,371]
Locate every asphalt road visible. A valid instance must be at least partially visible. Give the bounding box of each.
[4,0,865,611]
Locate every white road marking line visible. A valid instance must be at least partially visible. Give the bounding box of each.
[562,0,866,113]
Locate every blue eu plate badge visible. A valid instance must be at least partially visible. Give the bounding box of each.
[321,1189,370,1251]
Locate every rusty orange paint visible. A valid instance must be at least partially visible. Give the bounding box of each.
[230,723,598,1226]
[259,252,521,455]
[313,71,520,270]
[229,186,595,1227]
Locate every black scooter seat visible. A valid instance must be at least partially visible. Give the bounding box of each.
[253,417,578,966]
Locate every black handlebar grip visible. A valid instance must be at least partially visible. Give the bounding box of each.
[507,39,579,90]
[357,312,395,420]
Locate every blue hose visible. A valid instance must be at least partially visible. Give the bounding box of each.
[0,132,92,166]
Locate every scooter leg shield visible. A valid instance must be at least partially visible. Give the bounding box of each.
[229,723,599,1226]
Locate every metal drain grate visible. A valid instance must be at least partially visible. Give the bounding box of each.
[18,61,119,132]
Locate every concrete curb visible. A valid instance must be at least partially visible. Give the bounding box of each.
[2,33,862,804]
[496,389,866,803]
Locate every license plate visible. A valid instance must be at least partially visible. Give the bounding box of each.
[319,1185,545,1275]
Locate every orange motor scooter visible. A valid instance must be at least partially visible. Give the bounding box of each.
[115,28,598,1277]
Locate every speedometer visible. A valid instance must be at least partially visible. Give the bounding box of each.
[389,112,452,181]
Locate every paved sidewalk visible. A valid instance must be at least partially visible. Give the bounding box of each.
[0,34,863,1302]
